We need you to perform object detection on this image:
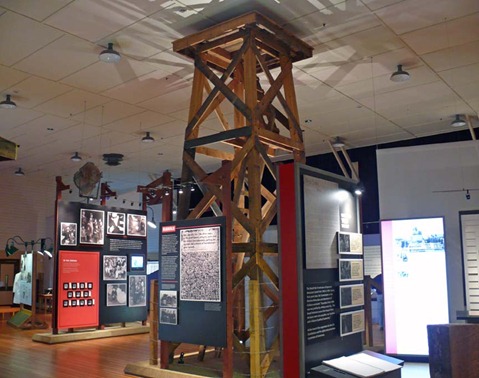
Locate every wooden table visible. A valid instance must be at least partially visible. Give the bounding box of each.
[38,293,53,314]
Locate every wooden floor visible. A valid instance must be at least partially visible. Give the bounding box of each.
[0,313,151,378]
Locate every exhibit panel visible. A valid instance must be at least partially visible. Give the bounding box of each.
[54,201,148,331]
[460,211,479,314]
[381,217,449,356]
[158,216,227,347]
[278,163,364,377]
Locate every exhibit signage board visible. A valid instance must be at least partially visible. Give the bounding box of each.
[381,217,449,356]
[279,163,364,378]
[57,250,99,329]
[55,201,148,330]
[158,216,227,347]
[15,253,33,306]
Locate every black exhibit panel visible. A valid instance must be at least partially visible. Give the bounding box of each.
[158,216,227,347]
[56,201,148,328]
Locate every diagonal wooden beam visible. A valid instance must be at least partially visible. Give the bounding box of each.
[257,255,279,290]
[233,254,257,288]
[187,191,217,220]
[255,137,276,180]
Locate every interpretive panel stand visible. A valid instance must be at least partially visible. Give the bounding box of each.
[278,163,364,377]
[158,216,227,347]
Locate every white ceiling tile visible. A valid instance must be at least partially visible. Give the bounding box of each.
[5,76,73,108]
[0,0,71,21]
[0,11,64,66]
[103,69,189,104]
[439,62,479,88]
[402,13,479,55]
[14,34,99,81]
[138,86,191,114]
[103,110,176,135]
[44,0,146,42]
[421,40,479,72]
[0,107,43,130]
[360,0,404,11]
[6,114,78,140]
[375,0,479,35]
[34,89,110,118]
[71,100,144,126]
[61,58,157,93]
[0,65,29,93]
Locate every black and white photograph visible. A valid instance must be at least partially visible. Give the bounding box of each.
[75,291,81,298]
[337,232,363,255]
[128,275,146,307]
[79,282,85,289]
[71,283,77,289]
[87,282,93,289]
[340,284,365,309]
[63,283,69,290]
[87,299,94,306]
[129,254,145,272]
[338,232,351,253]
[71,300,77,307]
[340,310,365,337]
[180,226,221,302]
[79,299,85,306]
[83,291,90,298]
[106,283,127,307]
[160,290,178,308]
[339,259,364,282]
[107,212,126,235]
[63,300,69,307]
[80,209,105,245]
[60,222,77,246]
[127,214,147,237]
[103,255,127,281]
[67,291,73,298]
[160,308,178,325]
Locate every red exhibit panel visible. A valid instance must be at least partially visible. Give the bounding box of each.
[57,251,100,329]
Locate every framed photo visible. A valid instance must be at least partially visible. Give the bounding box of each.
[339,259,364,282]
[337,232,363,255]
[127,214,147,237]
[160,290,177,308]
[340,310,365,337]
[103,255,127,281]
[340,284,365,309]
[79,282,85,289]
[71,283,77,290]
[129,254,145,272]
[71,300,77,307]
[107,212,126,236]
[63,300,69,307]
[80,209,105,245]
[63,283,69,290]
[83,291,90,298]
[128,275,146,307]
[67,291,73,298]
[87,282,93,289]
[106,283,127,307]
[60,222,77,246]
[160,308,178,325]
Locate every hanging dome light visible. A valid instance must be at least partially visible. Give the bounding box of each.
[141,132,155,143]
[332,136,345,148]
[99,43,121,63]
[0,94,17,109]
[14,168,25,176]
[390,64,410,82]
[71,152,82,162]
[450,114,466,127]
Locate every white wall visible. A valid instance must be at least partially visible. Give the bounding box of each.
[377,140,479,321]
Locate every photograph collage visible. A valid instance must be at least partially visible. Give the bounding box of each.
[337,231,365,337]
[159,290,178,325]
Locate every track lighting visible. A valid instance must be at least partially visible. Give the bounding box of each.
[451,114,466,127]
[14,168,25,176]
[99,42,121,64]
[0,94,17,109]
[71,152,82,162]
[141,132,155,143]
[390,64,410,82]
[179,187,184,194]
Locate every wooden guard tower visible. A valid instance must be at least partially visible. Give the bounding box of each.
[173,12,313,377]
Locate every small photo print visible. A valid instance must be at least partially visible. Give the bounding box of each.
[79,282,85,289]
[127,214,147,237]
[107,212,126,236]
[103,255,127,281]
[83,291,90,298]
[80,209,105,245]
[337,232,363,255]
[339,259,364,282]
[71,283,77,290]
[160,308,178,325]
[79,299,85,306]
[160,290,177,308]
[340,310,365,337]
[75,291,81,298]
[63,300,69,307]
[128,275,147,307]
[87,299,93,306]
[67,291,73,299]
[60,222,77,246]
[87,282,93,289]
[63,283,69,290]
[340,284,365,309]
[106,283,127,307]
[71,300,77,307]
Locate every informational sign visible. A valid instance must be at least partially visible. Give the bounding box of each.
[159,217,226,347]
[304,284,337,343]
[340,309,365,337]
[14,253,33,306]
[57,251,99,329]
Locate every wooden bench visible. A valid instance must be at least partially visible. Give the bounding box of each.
[0,306,20,320]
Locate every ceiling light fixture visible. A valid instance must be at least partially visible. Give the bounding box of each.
[0,94,17,109]
[390,64,410,82]
[332,136,345,148]
[451,114,466,127]
[354,182,365,196]
[71,152,82,162]
[14,168,25,176]
[141,132,155,143]
[103,153,124,166]
[99,42,121,64]
[466,190,471,200]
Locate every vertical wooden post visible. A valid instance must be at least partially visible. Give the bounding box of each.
[150,279,159,365]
